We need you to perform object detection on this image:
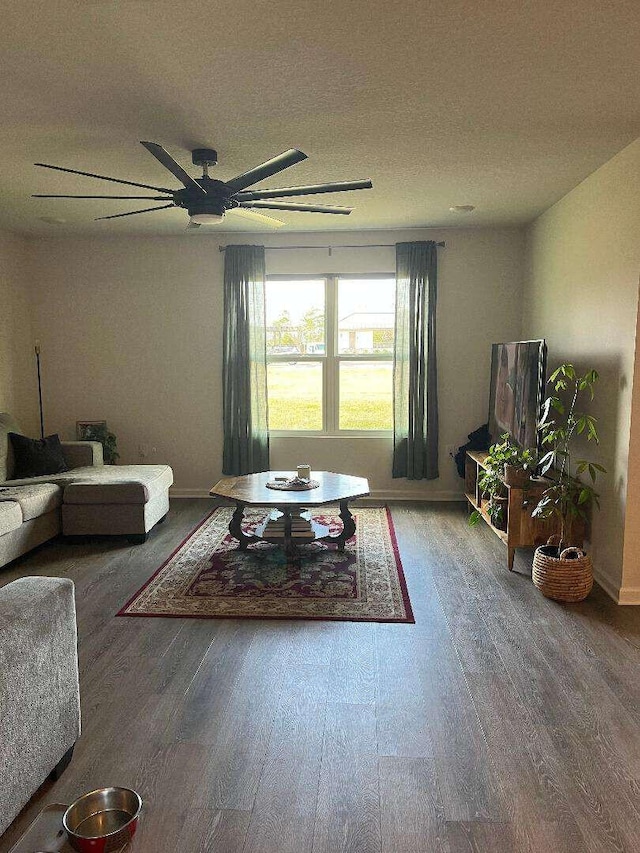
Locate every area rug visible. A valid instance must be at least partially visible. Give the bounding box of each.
[118,506,413,623]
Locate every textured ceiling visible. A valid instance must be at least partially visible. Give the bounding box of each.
[1,0,639,235]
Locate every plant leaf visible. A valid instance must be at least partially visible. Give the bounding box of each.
[468,510,481,527]
[549,366,562,383]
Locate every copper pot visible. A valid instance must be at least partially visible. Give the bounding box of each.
[62,787,142,853]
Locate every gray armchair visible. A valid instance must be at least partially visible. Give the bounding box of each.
[0,576,81,835]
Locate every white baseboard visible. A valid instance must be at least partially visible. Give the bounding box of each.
[593,568,621,602]
[610,583,640,605]
[170,489,215,499]
[368,489,465,502]
[591,567,640,605]
[170,487,465,502]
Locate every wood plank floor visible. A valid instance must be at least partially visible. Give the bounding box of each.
[3,500,640,851]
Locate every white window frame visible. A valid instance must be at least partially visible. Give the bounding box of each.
[266,272,395,437]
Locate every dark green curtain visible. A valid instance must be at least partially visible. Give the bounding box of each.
[392,241,439,480]
[222,245,270,475]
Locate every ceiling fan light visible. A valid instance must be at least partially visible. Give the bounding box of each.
[190,212,225,225]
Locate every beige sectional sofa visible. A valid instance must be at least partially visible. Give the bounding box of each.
[0,413,174,568]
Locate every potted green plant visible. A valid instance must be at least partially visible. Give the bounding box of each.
[469,463,508,531]
[483,468,508,530]
[81,423,119,464]
[531,363,606,602]
[489,433,537,488]
[468,433,535,531]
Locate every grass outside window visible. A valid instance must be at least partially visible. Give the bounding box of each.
[267,361,393,432]
[267,362,322,431]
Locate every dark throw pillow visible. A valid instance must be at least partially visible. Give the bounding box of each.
[8,432,69,479]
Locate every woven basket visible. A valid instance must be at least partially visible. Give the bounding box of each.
[532,536,593,603]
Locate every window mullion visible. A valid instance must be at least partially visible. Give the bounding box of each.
[325,275,338,433]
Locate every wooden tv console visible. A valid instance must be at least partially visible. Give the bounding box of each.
[464,450,585,570]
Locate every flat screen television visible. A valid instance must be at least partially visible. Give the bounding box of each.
[487,339,547,450]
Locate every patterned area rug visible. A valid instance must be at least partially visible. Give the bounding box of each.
[118,506,413,623]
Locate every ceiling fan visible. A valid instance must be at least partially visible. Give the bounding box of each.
[33,142,373,228]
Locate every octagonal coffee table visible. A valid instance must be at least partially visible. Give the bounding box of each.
[210,470,370,557]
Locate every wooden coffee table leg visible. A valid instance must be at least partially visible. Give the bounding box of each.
[281,509,299,559]
[229,503,253,550]
[336,500,356,552]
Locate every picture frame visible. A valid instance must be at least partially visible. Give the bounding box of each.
[75,420,119,464]
[487,340,547,451]
[76,420,107,441]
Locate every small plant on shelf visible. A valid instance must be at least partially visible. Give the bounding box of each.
[468,433,535,530]
[532,363,605,552]
[469,464,507,530]
[488,433,537,487]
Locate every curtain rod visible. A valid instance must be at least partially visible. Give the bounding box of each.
[218,241,445,252]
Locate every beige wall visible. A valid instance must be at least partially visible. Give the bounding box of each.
[523,139,640,601]
[622,272,640,601]
[10,139,640,602]
[0,232,38,433]
[25,226,525,499]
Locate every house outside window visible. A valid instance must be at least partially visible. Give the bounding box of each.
[266,274,395,434]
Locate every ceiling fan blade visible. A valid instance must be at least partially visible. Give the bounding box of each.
[140,142,207,196]
[230,208,285,228]
[35,162,173,193]
[234,179,373,201]
[32,194,172,200]
[224,149,307,192]
[239,201,352,215]
[94,204,175,221]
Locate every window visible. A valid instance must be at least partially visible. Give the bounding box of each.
[266,274,395,433]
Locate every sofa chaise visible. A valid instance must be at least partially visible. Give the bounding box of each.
[0,576,80,836]
[0,413,173,569]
